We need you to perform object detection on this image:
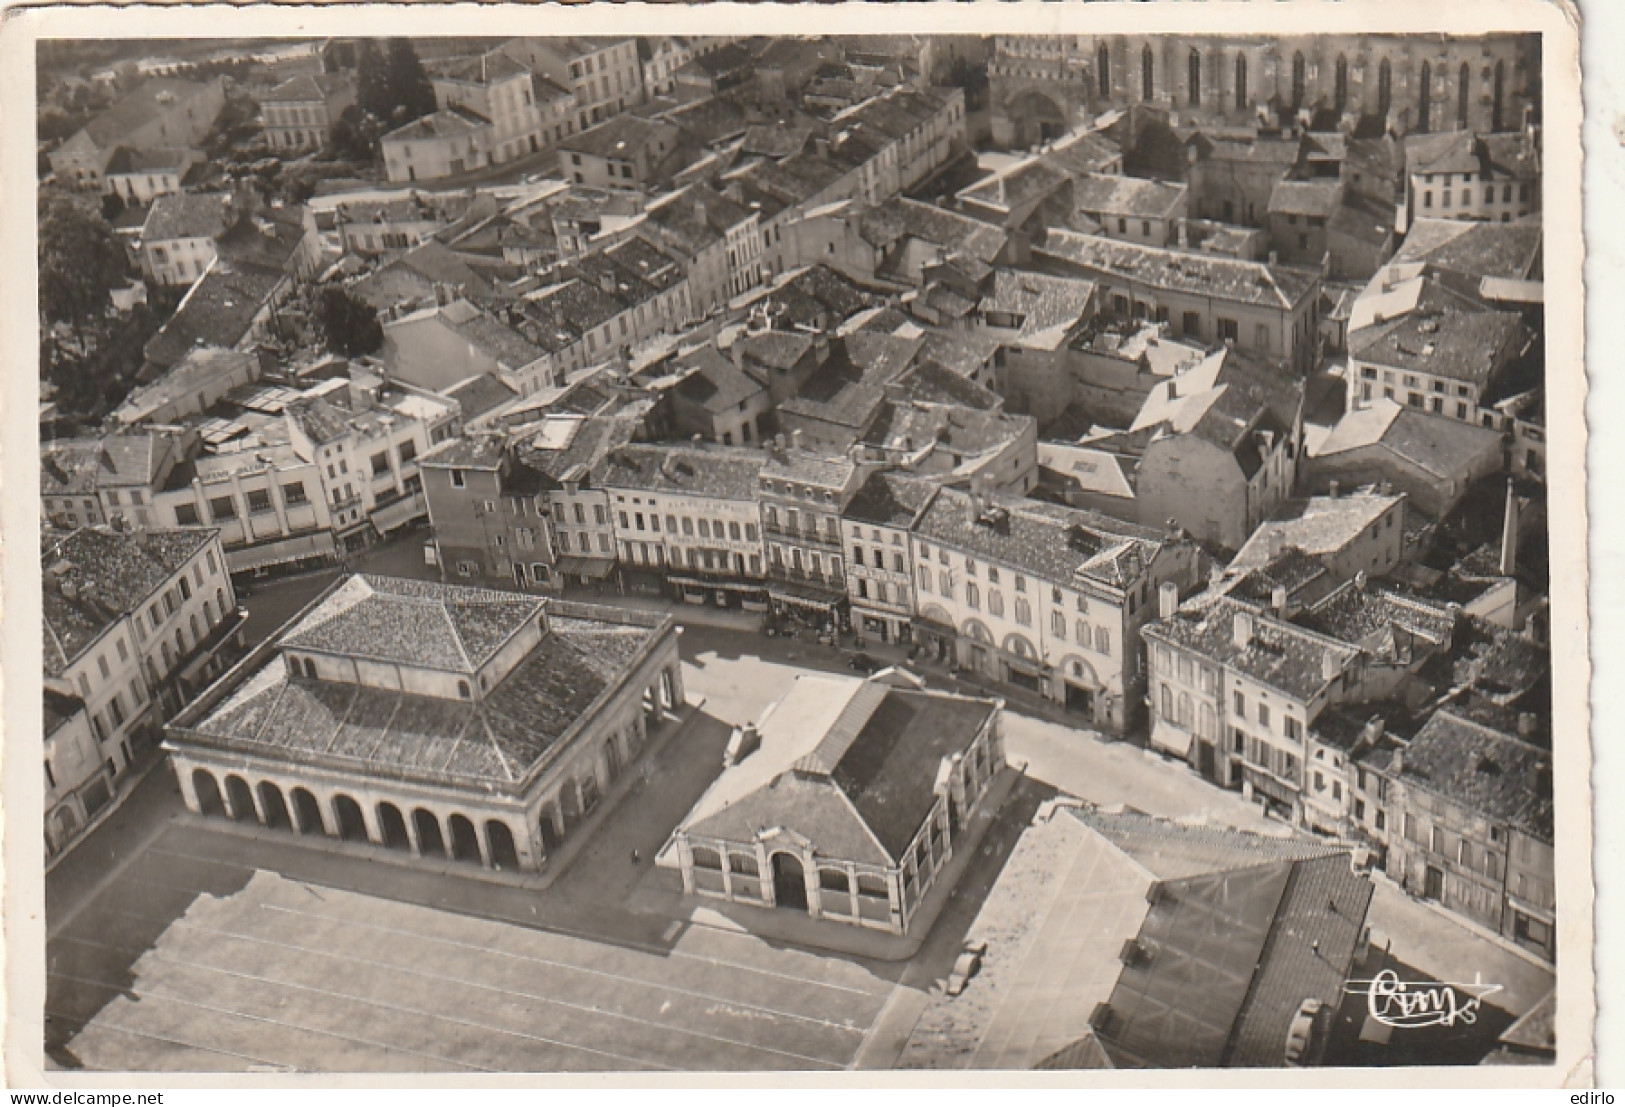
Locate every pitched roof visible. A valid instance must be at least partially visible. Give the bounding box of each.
[915,488,1165,593]
[680,674,996,864]
[1039,230,1321,311]
[843,469,940,529]
[672,346,766,413]
[117,346,259,423]
[595,443,764,501]
[1144,597,1360,703]
[105,145,199,175]
[1037,442,1137,500]
[1231,491,1405,572]
[759,447,860,490]
[978,270,1097,350]
[1313,398,1504,479]
[181,604,660,791]
[78,78,217,150]
[1399,709,1553,840]
[1267,179,1344,218]
[1390,218,1543,282]
[281,574,545,673]
[855,197,1010,264]
[559,112,675,161]
[380,107,490,145]
[261,72,353,103]
[1070,173,1187,220]
[142,191,237,242]
[1298,580,1457,652]
[143,263,284,369]
[42,526,217,675]
[1348,309,1531,384]
[432,51,530,86]
[444,373,520,420]
[41,439,107,497]
[780,333,923,432]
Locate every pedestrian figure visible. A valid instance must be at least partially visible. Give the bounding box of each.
[630,848,640,866]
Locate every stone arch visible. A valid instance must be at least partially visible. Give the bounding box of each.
[448,813,481,864]
[486,820,519,870]
[377,802,410,850]
[413,808,446,856]
[302,657,317,680]
[538,804,562,853]
[192,768,225,817]
[224,774,256,822]
[333,794,368,841]
[1061,655,1101,688]
[920,603,954,627]
[291,787,324,834]
[1004,87,1068,147]
[1003,632,1039,660]
[961,618,994,645]
[770,851,808,910]
[604,735,623,783]
[258,782,291,829]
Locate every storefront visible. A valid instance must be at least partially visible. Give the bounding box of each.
[670,575,770,611]
[555,556,619,592]
[767,582,848,629]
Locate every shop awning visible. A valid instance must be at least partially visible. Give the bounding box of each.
[556,557,616,580]
[768,582,846,612]
[1149,719,1194,759]
[225,531,337,573]
[670,575,767,594]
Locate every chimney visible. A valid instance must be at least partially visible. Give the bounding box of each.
[1268,250,1279,266]
[1232,610,1254,650]
[1390,749,1404,776]
[1517,712,1537,739]
[1328,480,1340,499]
[1361,715,1385,745]
[1158,580,1179,620]
[1379,480,1393,496]
[1498,479,1519,577]
[790,428,804,451]
[1271,584,1288,614]
[1322,649,1342,684]
[693,199,707,227]
[1177,218,1188,248]
[1354,570,1368,592]
[815,136,830,159]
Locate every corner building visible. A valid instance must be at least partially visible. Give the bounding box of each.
[165,574,684,873]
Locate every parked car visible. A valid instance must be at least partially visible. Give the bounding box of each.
[848,651,880,673]
[1284,998,1325,1065]
[946,939,988,996]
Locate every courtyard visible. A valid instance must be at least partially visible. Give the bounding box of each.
[48,620,1554,1072]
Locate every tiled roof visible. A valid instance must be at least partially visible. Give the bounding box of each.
[1042,131,1122,177]
[1267,179,1344,218]
[42,526,217,674]
[105,146,197,174]
[1405,131,1537,180]
[1349,308,1530,384]
[915,488,1165,592]
[855,197,1010,264]
[673,345,765,413]
[1144,597,1359,702]
[41,439,106,497]
[559,113,674,161]
[1039,230,1321,310]
[1230,491,1404,572]
[642,183,753,255]
[1328,191,1395,248]
[1390,218,1543,282]
[445,373,519,420]
[432,51,530,86]
[595,443,764,501]
[843,469,940,529]
[214,208,311,274]
[891,359,1002,410]
[118,345,259,423]
[143,263,283,369]
[1400,709,1553,840]
[780,333,920,432]
[79,78,216,150]
[681,674,996,864]
[979,270,1097,349]
[44,687,86,740]
[1070,173,1187,220]
[381,107,490,145]
[864,401,1032,461]
[281,574,545,674]
[518,414,639,481]
[1314,398,1504,479]
[1037,442,1137,500]
[141,191,236,242]
[959,159,1070,214]
[1299,580,1456,651]
[419,433,507,470]
[183,608,657,791]
[450,309,546,369]
[262,72,353,103]
[759,448,859,489]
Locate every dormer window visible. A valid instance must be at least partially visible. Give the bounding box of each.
[458,680,472,699]
[303,658,318,680]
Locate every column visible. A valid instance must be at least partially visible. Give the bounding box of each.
[404,809,423,856]
[803,850,821,920]
[549,799,567,840]
[176,762,202,813]
[476,823,493,869]
[248,783,270,826]
[846,862,860,920]
[360,802,383,846]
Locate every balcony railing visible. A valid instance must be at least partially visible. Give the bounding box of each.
[768,564,845,590]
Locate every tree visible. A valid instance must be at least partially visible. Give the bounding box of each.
[100,190,126,222]
[38,195,128,327]
[317,285,384,358]
[356,39,391,120]
[385,38,437,124]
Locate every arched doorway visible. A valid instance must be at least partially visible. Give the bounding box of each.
[413,808,446,856]
[448,814,482,864]
[1005,89,1067,148]
[291,787,324,834]
[1378,57,1393,119]
[333,794,368,842]
[604,737,622,783]
[224,775,256,823]
[486,821,519,870]
[258,782,291,830]
[771,851,808,911]
[193,769,225,817]
[377,803,410,850]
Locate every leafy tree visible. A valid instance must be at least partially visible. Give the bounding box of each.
[356,39,391,120]
[100,190,126,222]
[38,195,128,327]
[317,285,384,358]
[386,38,437,124]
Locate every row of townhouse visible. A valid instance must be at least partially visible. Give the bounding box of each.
[43,526,243,860]
[47,367,461,575]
